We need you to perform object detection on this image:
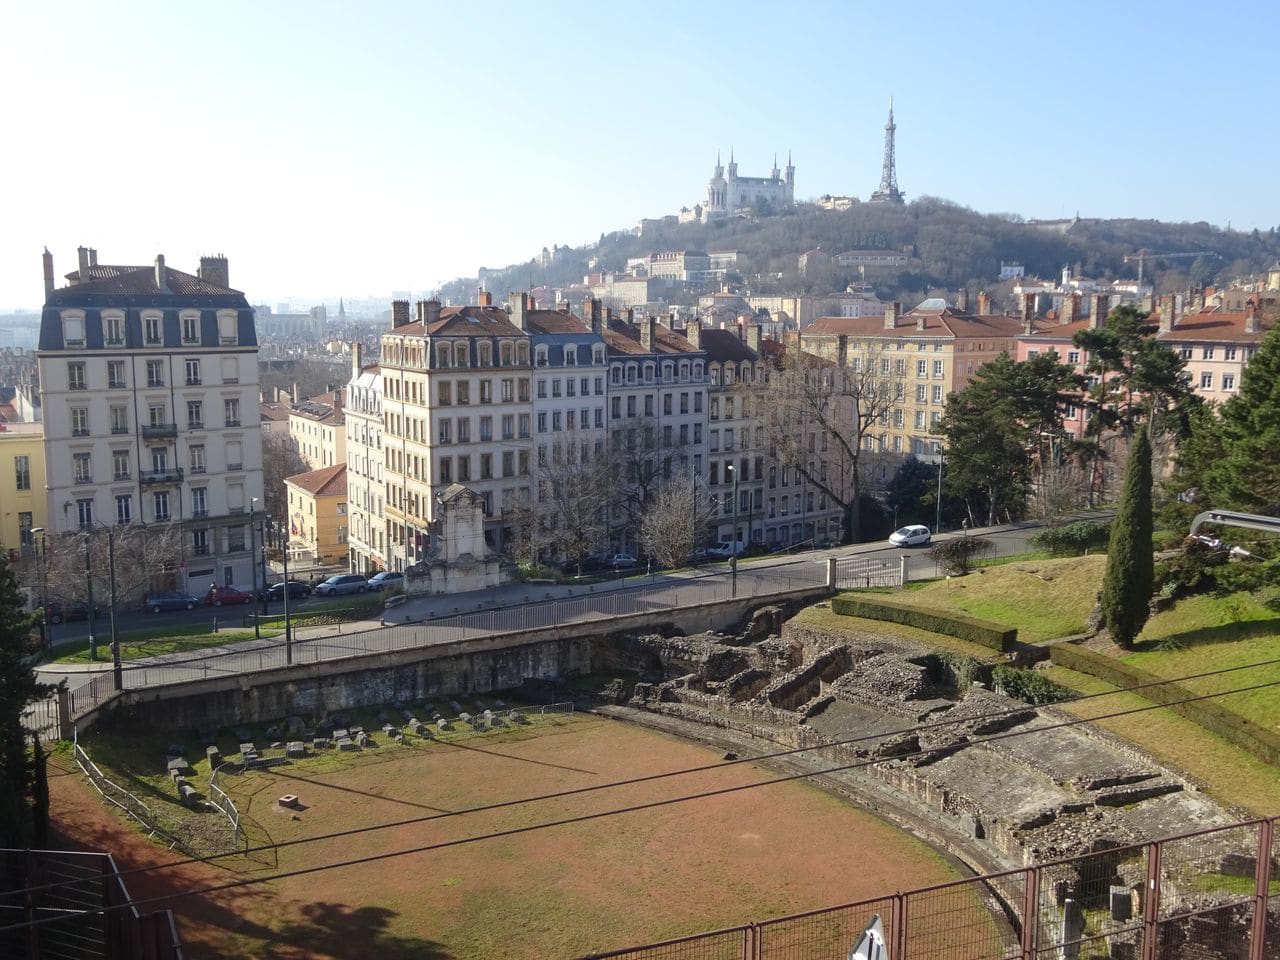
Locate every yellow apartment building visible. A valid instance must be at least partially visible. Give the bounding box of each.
[285,463,348,565]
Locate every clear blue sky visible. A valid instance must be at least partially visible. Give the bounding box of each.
[2,0,1274,310]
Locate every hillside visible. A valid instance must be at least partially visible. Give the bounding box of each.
[440,197,1280,308]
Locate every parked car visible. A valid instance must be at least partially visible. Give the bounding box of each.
[204,585,254,606]
[707,540,745,559]
[366,571,405,591]
[607,553,638,569]
[41,600,100,624]
[262,580,311,602]
[888,524,932,547]
[143,591,200,613]
[313,574,369,596]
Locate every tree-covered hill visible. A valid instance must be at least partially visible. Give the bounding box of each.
[439,198,1280,307]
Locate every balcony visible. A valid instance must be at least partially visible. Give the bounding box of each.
[146,378,165,388]
[189,464,206,475]
[139,467,184,485]
[219,335,238,345]
[142,423,178,439]
[193,544,211,556]
[72,428,90,437]
[73,474,94,485]
[105,338,124,347]
[191,509,209,520]
[188,420,204,431]
[227,461,243,471]
[111,425,129,435]
[113,472,130,482]
[185,377,202,386]
[109,380,126,389]
[224,419,241,428]
[69,382,87,391]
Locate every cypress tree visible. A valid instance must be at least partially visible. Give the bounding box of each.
[1101,425,1154,648]
[0,552,49,847]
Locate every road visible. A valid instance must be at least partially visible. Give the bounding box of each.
[37,518,1080,708]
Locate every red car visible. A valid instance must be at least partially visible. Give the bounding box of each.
[205,585,254,606]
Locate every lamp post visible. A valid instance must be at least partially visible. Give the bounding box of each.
[249,498,260,639]
[31,528,48,655]
[83,530,98,662]
[280,521,293,665]
[99,523,120,692]
[934,442,945,535]
[727,463,739,597]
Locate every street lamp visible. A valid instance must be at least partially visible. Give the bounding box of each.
[726,463,739,597]
[86,521,121,690]
[31,527,48,655]
[278,520,293,665]
[250,497,261,639]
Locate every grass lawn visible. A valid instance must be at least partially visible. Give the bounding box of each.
[1124,591,1280,733]
[54,625,282,664]
[1045,665,1280,817]
[793,604,1003,663]
[895,554,1106,642]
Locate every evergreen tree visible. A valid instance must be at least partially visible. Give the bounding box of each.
[1101,425,1154,648]
[0,552,50,848]
[1204,325,1280,512]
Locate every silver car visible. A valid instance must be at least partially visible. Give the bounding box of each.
[313,574,369,596]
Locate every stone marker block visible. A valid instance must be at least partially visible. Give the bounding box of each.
[205,745,221,765]
[286,741,306,758]
[239,742,256,757]
[312,737,330,750]
[355,732,369,747]
[179,784,198,806]
[278,794,300,808]
[337,737,355,751]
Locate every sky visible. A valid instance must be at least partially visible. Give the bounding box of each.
[2,0,1275,311]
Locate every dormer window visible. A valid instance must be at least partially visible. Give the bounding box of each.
[62,314,85,348]
[144,314,162,344]
[535,346,548,367]
[565,346,577,366]
[182,314,200,343]
[103,313,124,346]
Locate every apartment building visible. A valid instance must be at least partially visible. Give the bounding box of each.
[600,312,708,553]
[36,247,263,590]
[285,463,348,564]
[0,422,47,560]
[379,297,532,569]
[344,344,385,573]
[289,389,345,468]
[1156,303,1272,404]
[803,300,1022,465]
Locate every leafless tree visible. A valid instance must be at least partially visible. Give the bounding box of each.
[752,343,903,543]
[262,433,308,522]
[26,523,186,609]
[637,472,718,568]
[508,443,612,573]
[608,417,690,548]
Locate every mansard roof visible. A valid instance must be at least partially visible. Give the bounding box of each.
[698,327,757,362]
[390,305,526,338]
[53,264,243,300]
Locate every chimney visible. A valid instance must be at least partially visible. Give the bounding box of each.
[1061,294,1077,326]
[1088,294,1109,329]
[1244,302,1259,334]
[686,316,702,350]
[477,290,493,307]
[624,307,634,325]
[1020,293,1035,328]
[154,254,168,291]
[976,290,991,316]
[507,292,529,331]
[883,301,901,330]
[42,248,54,298]
[641,315,656,352]
[747,323,763,353]
[351,341,363,376]
[424,299,441,326]
[956,288,969,312]
[915,315,926,332]
[198,255,230,288]
[837,334,849,368]
[1158,294,1175,333]
[88,248,98,267]
[589,298,603,335]
[77,246,89,274]
[391,300,411,327]
[291,381,300,405]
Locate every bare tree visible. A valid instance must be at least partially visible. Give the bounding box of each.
[507,444,613,573]
[608,417,688,549]
[26,523,185,609]
[638,472,718,568]
[753,343,903,543]
[262,433,308,522]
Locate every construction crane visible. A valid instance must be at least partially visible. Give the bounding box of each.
[1122,249,1218,285]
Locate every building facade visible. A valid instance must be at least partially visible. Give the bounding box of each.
[704,151,795,220]
[344,344,385,574]
[289,389,346,468]
[0,422,47,562]
[37,248,264,590]
[285,463,348,565]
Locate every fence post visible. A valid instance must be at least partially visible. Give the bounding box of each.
[1140,838,1163,960]
[56,684,72,740]
[825,556,837,589]
[893,892,908,960]
[1249,818,1273,960]
[1021,865,1039,959]
[899,554,908,587]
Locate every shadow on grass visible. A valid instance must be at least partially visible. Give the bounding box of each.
[1134,617,1280,653]
[269,902,453,960]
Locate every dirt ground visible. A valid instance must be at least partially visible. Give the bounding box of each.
[50,715,966,959]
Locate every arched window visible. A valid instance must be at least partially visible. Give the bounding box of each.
[593,346,605,365]
[611,366,621,384]
[681,362,691,380]
[436,344,451,368]
[662,361,674,381]
[643,362,654,383]
[500,342,513,366]
[710,366,721,386]
[626,364,638,383]
[692,361,702,379]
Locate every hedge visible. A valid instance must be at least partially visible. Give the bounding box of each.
[1048,643,1280,766]
[830,594,1017,652]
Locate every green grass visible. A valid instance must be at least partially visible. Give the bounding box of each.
[897,554,1106,642]
[792,604,1002,663]
[54,625,282,663]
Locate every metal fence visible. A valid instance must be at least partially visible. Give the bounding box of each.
[204,763,245,852]
[833,556,903,590]
[72,728,189,855]
[0,848,183,960]
[581,816,1279,960]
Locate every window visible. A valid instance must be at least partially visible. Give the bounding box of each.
[77,499,94,528]
[73,453,92,483]
[224,398,240,426]
[110,406,128,434]
[519,413,530,438]
[916,384,927,402]
[917,360,927,377]
[644,395,654,417]
[480,453,493,479]
[1222,373,1235,391]
[502,415,514,440]
[457,418,470,443]
[149,404,166,428]
[192,488,207,518]
[63,315,85,346]
[115,495,131,525]
[1225,347,1237,361]
[1067,351,1080,364]
[105,314,124,345]
[190,444,206,473]
[1200,372,1213,389]
[437,381,452,405]
[146,360,164,387]
[112,450,129,481]
[185,359,201,385]
[552,412,562,431]
[933,360,944,378]
[480,416,492,441]
[610,397,621,419]
[626,396,636,417]
[480,380,492,404]
[187,400,203,428]
[438,456,452,483]
[71,407,89,436]
[193,528,209,555]
[151,448,168,472]
[536,379,547,399]
[502,379,514,403]
[537,412,547,433]
[457,382,470,405]
[931,385,943,404]
[594,408,603,429]
[153,491,170,522]
[1202,346,1215,360]
[145,315,162,343]
[551,379,561,399]
[1180,347,1193,360]
[439,418,452,443]
[914,410,925,429]
[182,315,199,343]
[107,360,126,388]
[68,362,87,390]
[15,455,30,490]
[457,455,471,482]
[226,440,242,470]
[227,527,246,552]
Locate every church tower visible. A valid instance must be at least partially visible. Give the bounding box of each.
[706,151,729,219]
[785,150,795,202]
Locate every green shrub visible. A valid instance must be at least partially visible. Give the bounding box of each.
[926,536,994,575]
[1048,643,1280,765]
[991,665,1071,704]
[921,652,992,691]
[831,594,1017,651]
[1031,520,1113,557]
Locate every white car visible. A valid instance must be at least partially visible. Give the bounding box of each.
[889,524,932,547]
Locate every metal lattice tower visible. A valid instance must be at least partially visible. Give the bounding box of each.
[869,97,903,203]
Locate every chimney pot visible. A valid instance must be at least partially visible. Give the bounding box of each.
[477,290,493,307]
[883,301,902,330]
[154,254,167,291]
[956,288,969,312]
[641,315,656,352]
[747,323,762,353]
[77,246,89,272]
[42,248,54,298]
[391,300,411,327]
[686,317,702,350]
[424,299,441,326]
